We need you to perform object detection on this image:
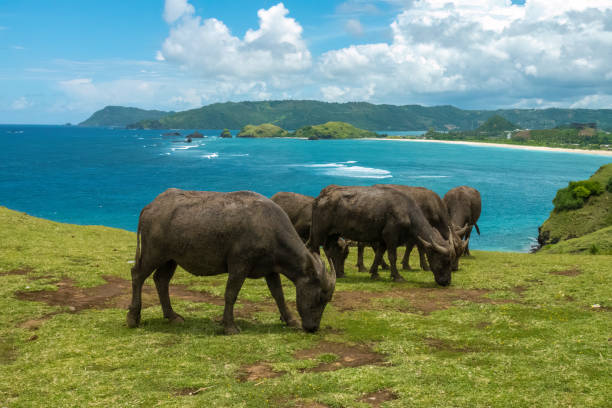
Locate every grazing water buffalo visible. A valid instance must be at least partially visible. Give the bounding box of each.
[271,191,349,276]
[443,186,481,256]
[357,186,468,272]
[309,185,456,286]
[127,188,336,334]
[270,192,314,242]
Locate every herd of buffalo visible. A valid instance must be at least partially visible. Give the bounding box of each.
[126,185,481,334]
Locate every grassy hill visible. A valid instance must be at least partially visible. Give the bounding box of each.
[293,121,378,139]
[92,100,612,131]
[236,124,289,138]
[1,206,610,406]
[79,106,169,127]
[538,163,612,251]
[476,115,517,133]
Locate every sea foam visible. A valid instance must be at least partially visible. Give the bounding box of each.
[297,162,391,179]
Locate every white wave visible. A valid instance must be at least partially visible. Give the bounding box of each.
[160,152,171,156]
[228,153,249,157]
[171,144,200,151]
[408,175,449,179]
[296,162,391,178]
[137,137,144,140]
[324,165,391,179]
[203,153,219,159]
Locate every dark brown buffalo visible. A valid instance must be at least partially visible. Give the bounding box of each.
[356,186,468,272]
[309,185,456,286]
[127,188,335,334]
[270,192,314,242]
[271,191,349,277]
[443,186,481,256]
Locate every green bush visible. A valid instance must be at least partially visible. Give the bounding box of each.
[553,180,604,212]
[607,177,612,193]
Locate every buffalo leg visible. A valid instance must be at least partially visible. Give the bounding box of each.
[222,267,247,335]
[464,227,473,256]
[369,244,386,280]
[265,273,298,327]
[417,243,430,271]
[324,237,345,278]
[153,260,184,324]
[127,261,156,328]
[356,243,367,273]
[402,243,414,270]
[387,246,405,282]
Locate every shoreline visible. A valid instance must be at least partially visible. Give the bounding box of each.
[363,138,612,156]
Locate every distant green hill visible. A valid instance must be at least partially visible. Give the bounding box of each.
[79,106,169,127]
[537,163,612,253]
[294,121,377,139]
[476,115,517,133]
[82,101,612,131]
[236,124,289,138]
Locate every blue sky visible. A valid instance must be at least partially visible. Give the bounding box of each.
[0,0,610,124]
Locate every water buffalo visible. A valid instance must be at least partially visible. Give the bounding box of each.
[271,191,350,277]
[309,185,456,286]
[127,188,336,334]
[356,186,468,272]
[270,192,314,242]
[443,186,481,256]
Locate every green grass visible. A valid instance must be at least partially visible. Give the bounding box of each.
[1,206,611,407]
[539,163,612,245]
[540,225,612,255]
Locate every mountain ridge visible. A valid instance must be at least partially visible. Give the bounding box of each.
[79,101,612,131]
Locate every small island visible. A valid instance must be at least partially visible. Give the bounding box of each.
[220,129,232,138]
[235,121,378,139]
[236,124,289,138]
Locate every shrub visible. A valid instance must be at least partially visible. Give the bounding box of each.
[553,180,604,212]
[607,177,612,193]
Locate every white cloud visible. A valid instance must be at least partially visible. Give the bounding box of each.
[317,0,612,106]
[158,2,311,80]
[570,94,612,109]
[163,0,194,24]
[345,19,364,36]
[11,96,32,110]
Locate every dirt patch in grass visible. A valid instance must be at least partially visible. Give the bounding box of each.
[0,268,31,276]
[358,389,399,407]
[15,275,276,314]
[236,362,284,382]
[294,341,386,372]
[511,286,528,296]
[549,267,582,276]
[475,321,492,329]
[332,287,516,315]
[424,337,477,353]
[15,275,278,328]
[294,402,330,408]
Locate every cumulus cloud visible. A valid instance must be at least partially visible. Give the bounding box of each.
[163,0,194,24]
[158,2,311,80]
[318,0,612,106]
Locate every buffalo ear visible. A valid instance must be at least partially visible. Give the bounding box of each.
[337,237,347,249]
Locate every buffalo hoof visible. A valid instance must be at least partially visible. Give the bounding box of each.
[401,264,412,271]
[126,312,140,328]
[370,273,381,281]
[168,314,185,325]
[392,275,406,282]
[224,325,241,335]
[282,316,299,327]
[358,266,368,273]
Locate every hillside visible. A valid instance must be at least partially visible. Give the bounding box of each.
[537,163,612,251]
[84,100,612,131]
[1,205,610,406]
[476,115,517,133]
[293,121,377,139]
[236,123,289,138]
[79,106,169,127]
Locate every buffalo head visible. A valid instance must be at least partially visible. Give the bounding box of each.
[296,251,336,332]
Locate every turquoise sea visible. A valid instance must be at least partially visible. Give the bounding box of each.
[1,125,610,252]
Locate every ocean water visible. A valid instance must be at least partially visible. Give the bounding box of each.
[1,125,610,252]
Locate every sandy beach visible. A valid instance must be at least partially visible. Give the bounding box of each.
[362,138,612,157]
